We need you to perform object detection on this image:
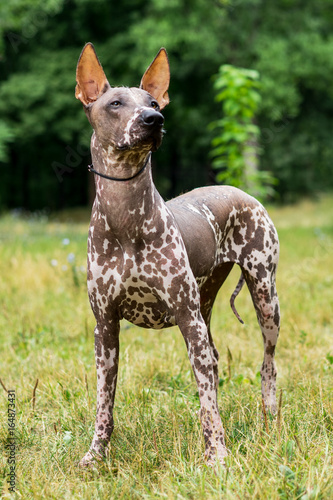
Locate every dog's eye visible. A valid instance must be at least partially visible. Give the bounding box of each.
[151,101,159,110]
[110,100,121,108]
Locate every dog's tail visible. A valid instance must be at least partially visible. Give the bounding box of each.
[230,273,245,324]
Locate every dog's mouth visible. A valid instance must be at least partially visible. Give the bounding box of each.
[116,128,165,153]
[150,129,165,151]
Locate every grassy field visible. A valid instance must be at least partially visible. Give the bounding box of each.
[0,195,332,499]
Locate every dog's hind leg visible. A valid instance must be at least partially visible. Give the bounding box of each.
[199,262,234,394]
[242,265,280,414]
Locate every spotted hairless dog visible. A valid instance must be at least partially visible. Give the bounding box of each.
[75,43,280,467]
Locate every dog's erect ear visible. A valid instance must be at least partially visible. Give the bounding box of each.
[140,48,170,110]
[75,43,110,106]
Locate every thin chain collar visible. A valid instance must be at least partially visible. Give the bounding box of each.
[88,152,151,182]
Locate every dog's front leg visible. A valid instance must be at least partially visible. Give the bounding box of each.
[178,313,228,466]
[80,319,120,467]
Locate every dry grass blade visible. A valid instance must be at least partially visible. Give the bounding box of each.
[32,378,39,412]
[294,434,303,454]
[262,398,269,434]
[277,389,283,441]
[84,373,89,401]
[0,378,8,393]
[227,346,233,380]
[153,430,158,455]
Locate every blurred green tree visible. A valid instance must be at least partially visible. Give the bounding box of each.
[210,64,276,200]
[0,0,333,209]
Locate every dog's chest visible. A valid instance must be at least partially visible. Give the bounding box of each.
[87,206,197,329]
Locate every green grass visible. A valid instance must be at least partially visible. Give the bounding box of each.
[0,195,332,499]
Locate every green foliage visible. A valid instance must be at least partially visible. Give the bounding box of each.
[210,64,276,199]
[1,0,333,208]
[0,121,13,162]
[221,0,333,200]
[0,196,333,497]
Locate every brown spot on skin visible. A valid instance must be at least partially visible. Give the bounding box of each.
[143,264,152,274]
[153,238,163,248]
[233,224,245,246]
[266,341,275,356]
[255,262,267,280]
[274,303,280,327]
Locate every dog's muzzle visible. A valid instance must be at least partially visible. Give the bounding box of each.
[116,109,165,152]
[139,109,165,151]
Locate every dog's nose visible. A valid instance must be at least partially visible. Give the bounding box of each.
[140,109,164,127]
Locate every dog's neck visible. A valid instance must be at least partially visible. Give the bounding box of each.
[91,132,150,176]
[90,133,161,237]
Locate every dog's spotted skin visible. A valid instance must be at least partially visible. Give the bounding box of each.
[76,44,280,467]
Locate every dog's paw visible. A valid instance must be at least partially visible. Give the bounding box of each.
[205,444,228,468]
[78,450,102,469]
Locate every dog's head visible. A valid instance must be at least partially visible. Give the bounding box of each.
[75,43,170,153]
